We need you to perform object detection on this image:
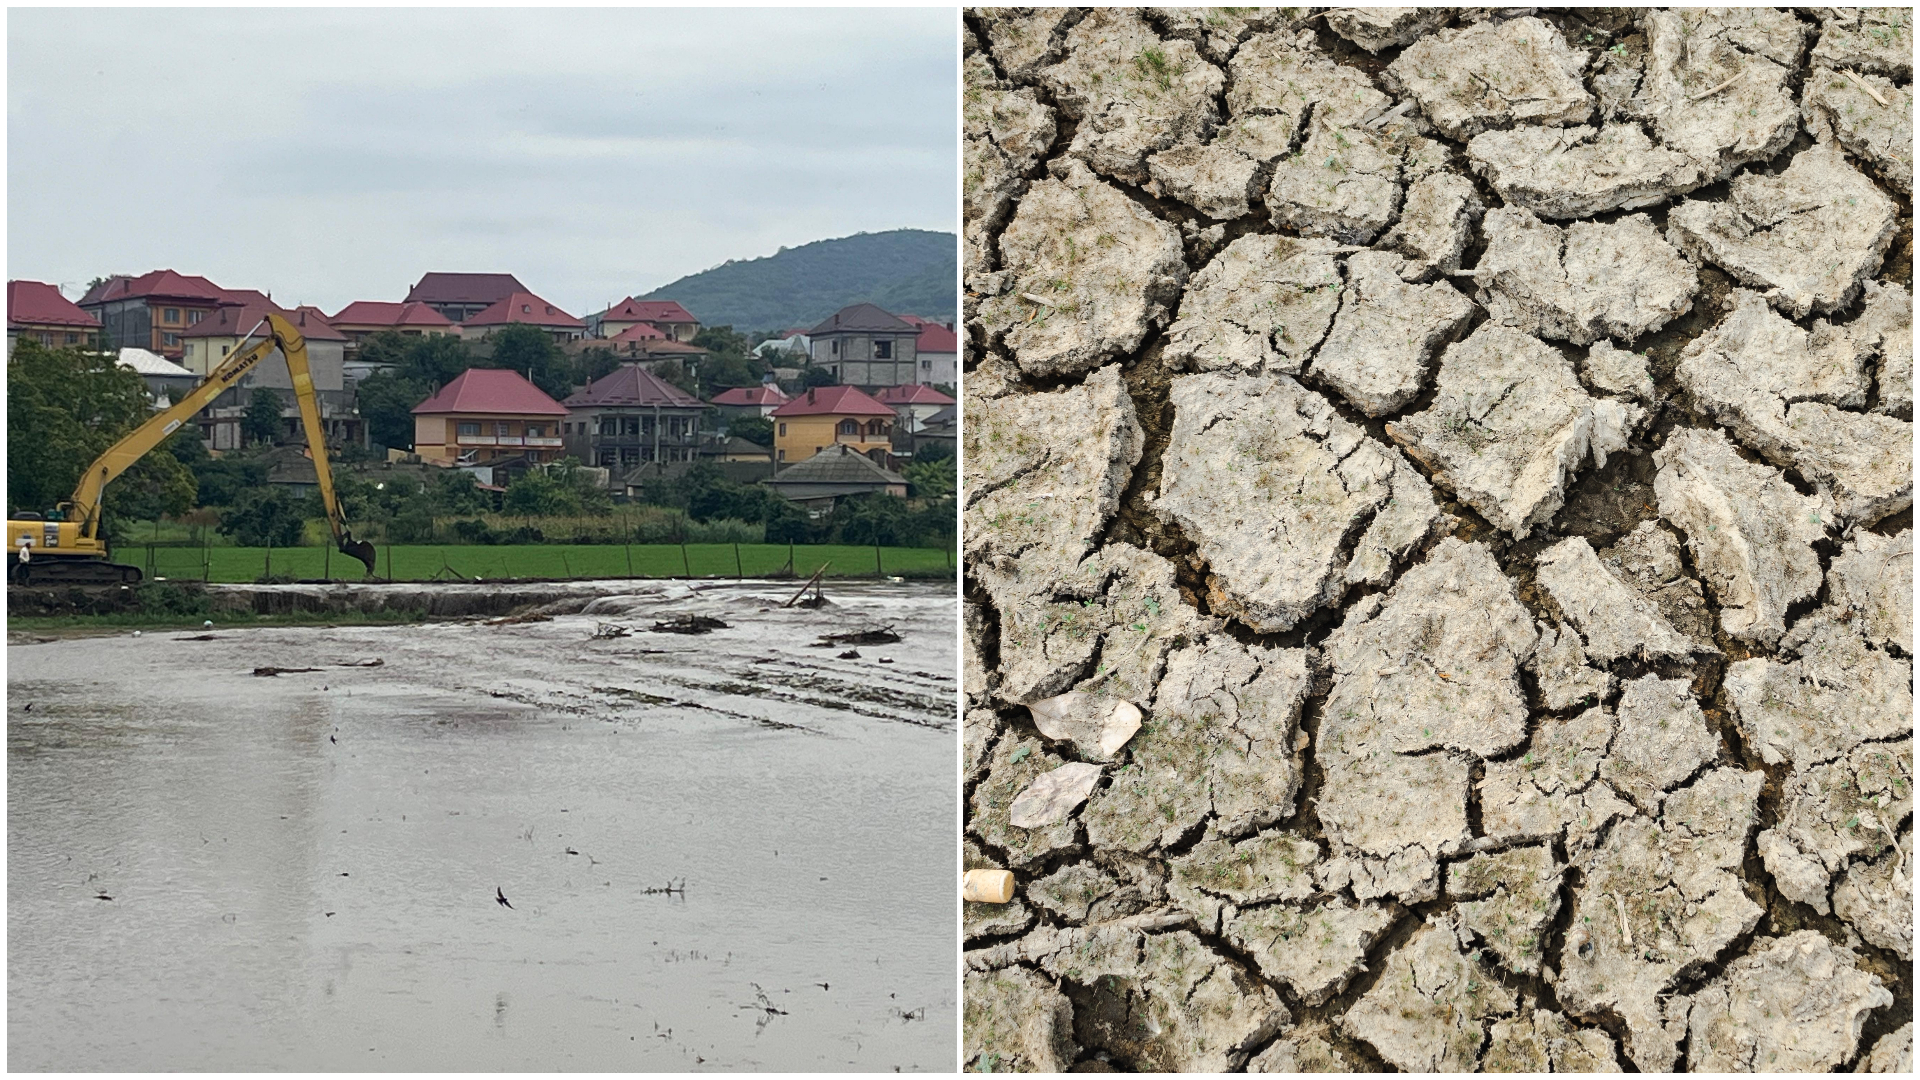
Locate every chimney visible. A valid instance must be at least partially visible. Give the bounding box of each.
[807,388,816,405]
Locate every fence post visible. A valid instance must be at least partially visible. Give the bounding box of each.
[734,542,743,580]
[264,534,273,581]
[875,543,883,578]
[680,540,692,578]
[324,539,331,582]
[788,541,795,576]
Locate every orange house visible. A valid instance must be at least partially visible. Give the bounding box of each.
[410,368,569,465]
[769,384,895,467]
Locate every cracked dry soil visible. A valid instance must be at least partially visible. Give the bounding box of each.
[962,7,1913,1073]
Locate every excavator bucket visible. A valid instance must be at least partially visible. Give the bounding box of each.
[341,537,378,576]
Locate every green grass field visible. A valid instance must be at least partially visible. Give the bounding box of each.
[119,542,954,583]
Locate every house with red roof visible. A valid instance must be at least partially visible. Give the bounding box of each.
[900,316,958,387]
[581,323,713,366]
[586,298,700,343]
[769,384,896,466]
[874,382,956,433]
[8,280,101,353]
[180,303,358,450]
[559,364,707,471]
[404,272,528,323]
[457,291,585,344]
[411,368,569,466]
[808,302,923,390]
[329,301,457,344]
[711,383,790,422]
[78,270,230,358]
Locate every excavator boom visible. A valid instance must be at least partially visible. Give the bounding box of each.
[9,312,377,582]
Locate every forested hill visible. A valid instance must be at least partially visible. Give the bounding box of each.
[639,229,956,333]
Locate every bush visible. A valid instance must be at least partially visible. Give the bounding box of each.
[387,509,436,544]
[135,581,211,617]
[217,487,304,548]
[684,518,765,544]
[451,518,495,544]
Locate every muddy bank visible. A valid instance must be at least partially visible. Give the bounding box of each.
[8,581,956,1070]
[964,7,1910,1073]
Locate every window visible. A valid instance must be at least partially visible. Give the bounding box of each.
[221,345,231,356]
[495,422,510,436]
[188,310,204,325]
[874,340,892,359]
[777,449,785,462]
[778,422,787,436]
[521,304,531,314]
[866,419,888,437]
[65,332,77,344]
[38,332,51,344]
[163,307,180,323]
[458,422,481,436]
[921,360,930,370]
[838,419,860,436]
[831,340,839,354]
[598,449,616,467]
[162,332,179,347]
[526,425,543,438]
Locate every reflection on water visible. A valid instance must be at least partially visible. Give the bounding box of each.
[8,583,956,1070]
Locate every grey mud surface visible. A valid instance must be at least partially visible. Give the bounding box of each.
[8,581,954,1070]
[964,7,1912,1073]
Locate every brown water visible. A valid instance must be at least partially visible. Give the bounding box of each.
[8,582,956,1070]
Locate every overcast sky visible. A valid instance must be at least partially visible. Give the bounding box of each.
[8,6,956,316]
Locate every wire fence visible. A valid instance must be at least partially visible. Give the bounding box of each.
[123,541,955,584]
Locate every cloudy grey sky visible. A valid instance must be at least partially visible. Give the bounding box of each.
[9,6,955,316]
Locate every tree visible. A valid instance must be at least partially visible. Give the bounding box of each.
[832,492,912,546]
[578,346,623,385]
[727,415,774,446]
[427,468,492,516]
[243,388,283,446]
[502,457,609,516]
[490,323,575,401]
[192,454,270,508]
[355,370,426,451]
[217,487,304,547]
[903,456,955,500]
[652,360,697,395]
[7,339,195,524]
[802,366,838,388]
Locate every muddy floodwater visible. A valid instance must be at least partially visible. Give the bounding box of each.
[9,581,956,1071]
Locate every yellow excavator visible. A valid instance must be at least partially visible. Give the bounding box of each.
[8,311,377,586]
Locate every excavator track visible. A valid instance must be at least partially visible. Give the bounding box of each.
[9,559,142,587]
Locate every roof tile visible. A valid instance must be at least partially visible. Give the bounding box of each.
[412,368,570,416]
[770,384,896,418]
[8,280,101,329]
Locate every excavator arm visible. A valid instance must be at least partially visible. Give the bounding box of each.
[62,311,376,574]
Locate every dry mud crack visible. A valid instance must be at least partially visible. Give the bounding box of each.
[964,6,1911,1073]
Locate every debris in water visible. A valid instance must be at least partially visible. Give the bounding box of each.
[838,649,862,659]
[592,623,632,639]
[178,634,218,641]
[335,658,384,667]
[487,612,552,626]
[814,626,902,647]
[642,878,687,896]
[649,615,729,635]
[252,667,323,677]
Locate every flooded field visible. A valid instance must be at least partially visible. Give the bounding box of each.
[9,581,957,1071]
